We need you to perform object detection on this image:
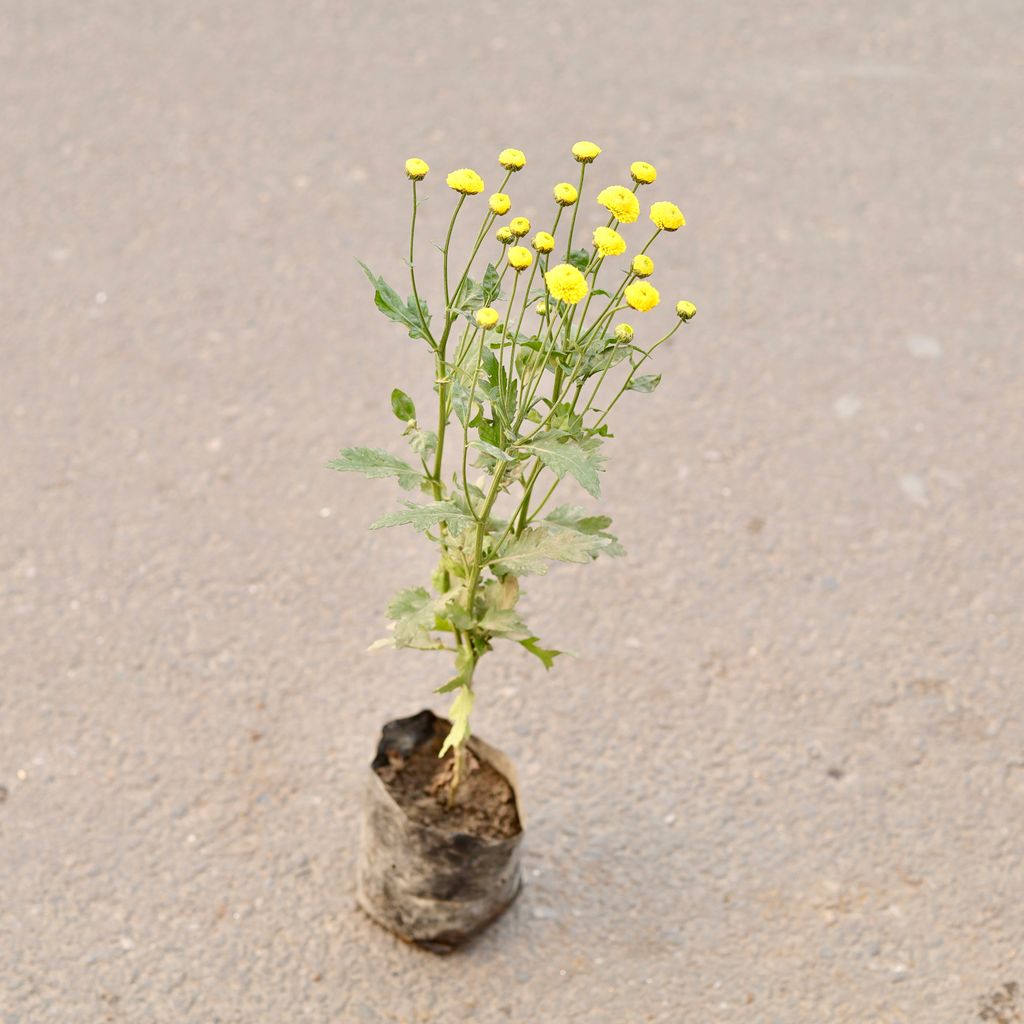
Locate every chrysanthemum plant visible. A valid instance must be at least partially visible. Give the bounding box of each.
[332,143,696,798]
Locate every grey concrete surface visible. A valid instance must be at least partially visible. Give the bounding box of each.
[2,2,1022,1021]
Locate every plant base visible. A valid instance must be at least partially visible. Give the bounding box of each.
[356,709,524,953]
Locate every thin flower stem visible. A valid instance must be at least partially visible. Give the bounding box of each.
[408,181,436,348]
[442,194,467,308]
[564,164,587,260]
[591,320,685,431]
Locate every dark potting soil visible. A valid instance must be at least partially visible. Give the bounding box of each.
[375,721,521,841]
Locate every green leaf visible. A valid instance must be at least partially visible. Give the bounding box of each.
[627,373,662,394]
[328,446,422,491]
[370,501,476,535]
[543,505,624,558]
[469,438,515,462]
[518,432,606,498]
[478,608,532,640]
[482,263,502,304]
[518,636,562,670]
[405,426,437,458]
[567,248,590,272]
[358,261,431,341]
[391,388,416,421]
[386,586,436,648]
[491,526,605,576]
[438,686,474,757]
[544,505,613,534]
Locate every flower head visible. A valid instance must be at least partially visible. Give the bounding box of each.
[593,226,627,257]
[545,263,589,304]
[509,216,531,237]
[571,140,602,163]
[676,300,697,321]
[631,254,654,278]
[624,280,661,312]
[649,201,686,231]
[630,161,657,185]
[596,185,640,224]
[446,168,485,195]
[489,193,511,215]
[553,182,579,206]
[532,231,555,253]
[475,307,500,330]
[499,148,526,171]
[614,323,634,342]
[508,246,533,272]
[535,300,549,316]
[495,225,514,244]
[405,158,430,181]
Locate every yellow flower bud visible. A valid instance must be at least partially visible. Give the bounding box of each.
[475,307,500,329]
[446,168,485,195]
[509,216,531,237]
[649,201,686,231]
[405,158,430,181]
[544,263,588,304]
[532,231,555,254]
[499,148,526,171]
[631,254,654,278]
[489,193,511,215]
[624,281,661,312]
[614,323,634,342]
[553,182,579,206]
[571,140,602,163]
[596,185,640,224]
[630,161,657,185]
[593,226,627,257]
[676,300,697,321]
[496,225,514,244]
[535,301,549,316]
[508,246,533,272]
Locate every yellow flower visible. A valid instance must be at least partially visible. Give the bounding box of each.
[475,307,500,329]
[496,225,514,244]
[509,216,531,237]
[446,168,485,195]
[593,226,627,257]
[625,281,661,312]
[614,323,634,342]
[535,301,549,315]
[405,158,429,181]
[676,300,697,321]
[649,201,686,231]
[553,182,579,206]
[596,185,640,224]
[630,161,657,185]
[572,140,602,163]
[489,193,511,215]
[499,148,526,171]
[532,231,555,253]
[544,263,589,304]
[631,254,654,278]
[508,246,533,271]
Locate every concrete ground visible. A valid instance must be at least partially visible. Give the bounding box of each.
[2,2,1022,1021]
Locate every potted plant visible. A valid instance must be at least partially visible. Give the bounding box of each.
[330,141,696,951]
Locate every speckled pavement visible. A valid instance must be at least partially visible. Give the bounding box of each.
[2,3,1022,1022]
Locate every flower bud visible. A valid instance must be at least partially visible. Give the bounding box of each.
[405,158,429,181]
[475,307,499,330]
[614,323,634,342]
[675,300,697,321]
[498,148,526,171]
